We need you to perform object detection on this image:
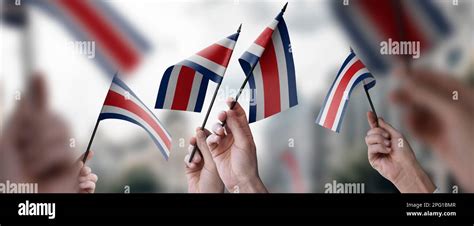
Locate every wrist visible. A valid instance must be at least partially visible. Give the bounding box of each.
[231,176,267,193]
[394,160,436,193]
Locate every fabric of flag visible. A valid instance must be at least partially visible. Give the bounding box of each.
[100,76,172,160]
[332,0,453,74]
[29,0,150,75]
[239,10,298,123]
[155,32,239,112]
[316,52,376,133]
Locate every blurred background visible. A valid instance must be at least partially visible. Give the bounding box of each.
[1,0,473,193]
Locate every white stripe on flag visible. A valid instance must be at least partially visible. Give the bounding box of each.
[186,71,203,111]
[272,28,290,111]
[247,43,265,57]
[109,83,172,141]
[216,38,236,50]
[318,56,358,124]
[101,105,171,157]
[253,62,265,121]
[269,19,279,30]
[163,66,181,109]
[187,54,226,77]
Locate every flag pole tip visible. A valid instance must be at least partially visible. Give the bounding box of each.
[282,2,288,12]
[237,23,242,33]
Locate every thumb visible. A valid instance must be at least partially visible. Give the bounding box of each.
[366,111,378,129]
[28,73,48,110]
[225,97,248,123]
[225,98,253,144]
[76,151,94,170]
[195,128,213,164]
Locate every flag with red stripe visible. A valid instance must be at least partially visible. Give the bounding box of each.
[100,76,172,160]
[332,0,453,74]
[155,32,239,112]
[30,0,150,75]
[239,8,298,123]
[315,51,376,133]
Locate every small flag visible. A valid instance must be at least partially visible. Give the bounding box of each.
[29,0,150,75]
[332,0,453,74]
[239,7,298,123]
[316,51,376,133]
[100,76,172,160]
[155,32,239,112]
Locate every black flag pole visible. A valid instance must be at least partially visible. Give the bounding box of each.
[222,2,288,127]
[350,47,379,127]
[82,72,119,163]
[188,24,242,163]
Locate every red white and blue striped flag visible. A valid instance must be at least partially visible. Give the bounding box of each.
[332,0,453,74]
[239,8,298,123]
[30,0,150,75]
[316,51,376,133]
[100,76,172,160]
[155,32,239,112]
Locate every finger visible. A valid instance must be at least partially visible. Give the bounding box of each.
[189,136,197,147]
[366,111,378,129]
[71,158,84,176]
[365,134,391,146]
[206,134,221,152]
[368,144,391,155]
[79,173,98,183]
[399,73,455,117]
[29,74,48,110]
[79,181,96,191]
[225,97,247,121]
[80,166,92,176]
[378,118,401,137]
[195,127,212,136]
[195,129,213,163]
[224,98,253,145]
[184,154,199,169]
[367,128,390,138]
[217,111,227,124]
[212,122,226,136]
[401,69,469,101]
[186,145,202,163]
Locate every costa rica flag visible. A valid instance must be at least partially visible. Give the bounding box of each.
[316,51,376,133]
[155,32,239,112]
[238,6,298,123]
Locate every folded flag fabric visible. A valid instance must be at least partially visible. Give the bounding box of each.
[238,8,298,123]
[29,0,150,75]
[155,32,239,112]
[100,76,172,160]
[316,51,376,133]
[332,0,453,74]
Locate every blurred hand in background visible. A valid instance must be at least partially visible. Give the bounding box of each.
[0,74,98,193]
[184,128,224,193]
[365,112,435,193]
[391,69,474,192]
[206,98,267,193]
